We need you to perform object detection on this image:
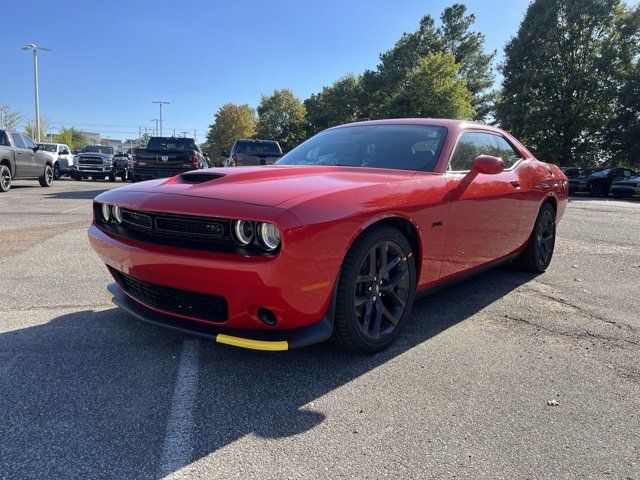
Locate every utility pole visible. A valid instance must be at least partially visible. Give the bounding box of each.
[180,131,188,138]
[152,101,169,136]
[173,128,176,137]
[0,105,6,129]
[193,129,197,142]
[151,119,159,136]
[22,44,52,142]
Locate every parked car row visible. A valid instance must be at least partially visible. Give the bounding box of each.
[562,166,639,198]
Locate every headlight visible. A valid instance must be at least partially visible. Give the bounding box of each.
[258,222,281,251]
[111,205,123,224]
[232,220,255,245]
[100,203,111,222]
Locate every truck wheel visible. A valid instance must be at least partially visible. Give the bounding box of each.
[0,165,11,192]
[121,169,129,182]
[108,172,117,182]
[39,165,54,187]
[53,163,61,180]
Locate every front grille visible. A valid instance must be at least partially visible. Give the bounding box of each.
[110,267,228,323]
[95,206,278,256]
[79,157,103,165]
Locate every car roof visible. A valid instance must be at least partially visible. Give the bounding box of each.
[329,118,510,136]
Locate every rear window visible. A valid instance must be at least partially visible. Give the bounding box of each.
[235,141,281,154]
[147,138,197,151]
[38,144,57,152]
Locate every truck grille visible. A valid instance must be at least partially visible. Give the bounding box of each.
[79,157,104,165]
[110,267,228,323]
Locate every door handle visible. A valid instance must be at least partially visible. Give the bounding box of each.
[510,180,521,188]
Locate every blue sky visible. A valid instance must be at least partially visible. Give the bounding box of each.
[2,0,531,141]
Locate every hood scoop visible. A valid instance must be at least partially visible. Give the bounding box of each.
[177,172,225,184]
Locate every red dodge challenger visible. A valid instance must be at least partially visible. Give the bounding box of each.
[89,119,567,353]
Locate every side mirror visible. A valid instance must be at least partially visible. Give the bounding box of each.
[471,155,504,175]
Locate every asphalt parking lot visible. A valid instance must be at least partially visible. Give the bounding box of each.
[1,179,638,479]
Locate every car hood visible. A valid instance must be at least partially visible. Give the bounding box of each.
[114,165,417,207]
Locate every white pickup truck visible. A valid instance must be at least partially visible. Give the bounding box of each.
[37,142,74,179]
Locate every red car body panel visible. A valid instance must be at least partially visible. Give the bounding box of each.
[89,119,567,346]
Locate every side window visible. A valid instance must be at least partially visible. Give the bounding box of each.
[11,133,26,148]
[492,135,522,169]
[0,132,9,146]
[21,135,36,149]
[449,132,496,171]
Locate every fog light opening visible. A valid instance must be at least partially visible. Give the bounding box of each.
[257,308,278,326]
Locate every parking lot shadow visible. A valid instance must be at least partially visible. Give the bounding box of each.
[0,265,536,479]
[45,188,112,200]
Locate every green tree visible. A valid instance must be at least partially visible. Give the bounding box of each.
[383,52,475,120]
[205,103,257,159]
[54,127,89,151]
[257,89,307,151]
[604,6,640,168]
[304,75,362,134]
[360,4,495,120]
[495,0,637,166]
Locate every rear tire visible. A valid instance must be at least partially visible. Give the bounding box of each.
[516,203,556,273]
[39,165,54,187]
[0,165,11,192]
[332,225,416,353]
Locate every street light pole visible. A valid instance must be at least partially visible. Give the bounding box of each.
[151,119,159,136]
[22,44,52,142]
[152,101,169,137]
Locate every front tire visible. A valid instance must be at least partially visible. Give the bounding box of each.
[53,163,60,180]
[516,203,556,272]
[0,165,11,192]
[39,165,54,187]
[332,226,416,353]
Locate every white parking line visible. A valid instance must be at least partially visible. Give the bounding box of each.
[160,339,201,477]
[61,206,84,214]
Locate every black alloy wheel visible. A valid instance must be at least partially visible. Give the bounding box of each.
[354,240,411,341]
[333,225,416,353]
[516,203,556,272]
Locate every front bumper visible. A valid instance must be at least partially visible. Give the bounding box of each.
[89,217,337,331]
[104,282,333,350]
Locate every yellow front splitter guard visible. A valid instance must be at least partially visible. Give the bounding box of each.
[215,334,288,351]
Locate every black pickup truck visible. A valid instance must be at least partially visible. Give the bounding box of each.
[132,137,207,181]
[0,130,55,192]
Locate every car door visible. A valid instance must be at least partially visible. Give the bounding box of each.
[440,131,526,279]
[10,132,36,178]
[21,134,43,176]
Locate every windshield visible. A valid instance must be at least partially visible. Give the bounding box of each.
[147,138,197,151]
[277,124,447,172]
[82,146,115,154]
[236,141,281,154]
[37,144,57,152]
